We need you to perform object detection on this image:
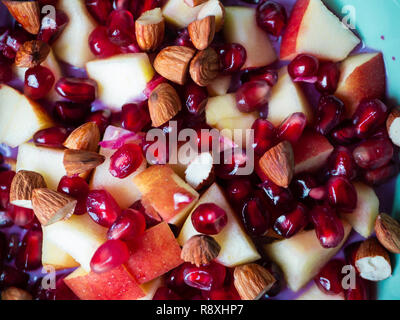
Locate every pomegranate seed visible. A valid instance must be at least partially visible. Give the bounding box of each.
[121,103,150,132]
[109,143,144,179]
[141,0,164,13]
[183,261,226,291]
[4,29,31,58]
[242,67,278,87]
[371,125,389,140]
[327,146,357,180]
[226,178,253,205]
[236,80,270,113]
[184,81,208,115]
[87,189,121,227]
[327,177,357,213]
[260,179,294,213]
[252,118,276,156]
[0,266,29,288]
[33,127,69,148]
[277,112,306,144]
[89,26,122,58]
[216,43,247,75]
[107,208,146,241]
[58,175,89,215]
[174,28,193,47]
[344,241,362,267]
[6,233,19,261]
[90,239,130,273]
[38,9,69,44]
[0,210,13,228]
[288,54,319,81]
[0,59,12,83]
[191,203,228,235]
[314,259,345,295]
[256,0,287,36]
[315,61,340,94]
[274,203,308,238]
[153,286,182,300]
[85,0,113,25]
[290,173,318,200]
[204,286,240,300]
[353,138,393,170]
[7,205,35,228]
[54,101,90,125]
[352,99,388,138]
[315,95,344,135]
[107,10,136,47]
[0,170,15,209]
[310,204,344,248]
[55,77,97,103]
[345,275,369,300]
[16,228,43,271]
[0,231,5,264]
[364,163,397,185]
[130,200,160,228]
[241,192,271,236]
[141,135,169,165]
[166,263,199,297]
[86,109,111,134]
[215,149,248,180]
[330,121,357,145]
[24,66,55,100]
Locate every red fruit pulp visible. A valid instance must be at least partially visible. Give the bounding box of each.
[315,95,344,135]
[54,101,90,125]
[288,54,319,81]
[90,239,130,273]
[33,127,69,148]
[226,178,253,205]
[327,146,357,180]
[24,66,55,100]
[107,209,146,241]
[109,143,144,179]
[243,67,278,87]
[352,99,388,138]
[327,177,357,213]
[364,163,397,186]
[252,118,276,156]
[184,81,208,116]
[165,262,199,298]
[216,43,247,75]
[38,9,69,44]
[89,26,122,58]
[86,109,111,134]
[107,10,136,47]
[274,203,308,238]
[0,170,15,209]
[86,189,121,227]
[315,61,340,94]
[58,175,89,215]
[121,103,151,132]
[15,228,43,271]
[256,0,287,36]
[236,80,270,113]
[85,0,113,25]
[353,138,394,170]
[277,112,306,144]
[314,259,345,295]
[55,77,97,103]
[241,193,271,236]
[183,261,226,291]
[191,203,228,235]
[330,121,357,145]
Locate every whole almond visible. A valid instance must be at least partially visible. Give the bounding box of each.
[197,0,225,32]
[189,47,220,87]
[234,264,276,300]
[3,0,40,34]
[135,8,165,52]
[15,40,50,68]
[386,108,400,147]
[184,0,208,7]
[1,287,32,300]
[63,149,105,176]
[181,235,221,267]
[32,188,77,226]
[153,46,196,85]
[148,83,182,127]
[375,213,400,254]
[259,141,294,188]
[63,122,101,152]
[188,15,216,50]
[10,170,47,208]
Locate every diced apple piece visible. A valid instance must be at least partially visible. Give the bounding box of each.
[207,75,231,97]
[138,277,164,300]
[16,143,65,189]
[90,126,146,209]
[133,165,199,226]
[86,53,154,112]
[280,0,360,61]
[340,182,379,238]
[64,266,145,300]
[178,183,261,267]
[197,0,225,32]
[44,214,107,272]
[168,143,198,179]
[125,222,183,284]
[224,6,276,69]
[264,220,352,292]
[162,0,206,28]
[293,129,334,174]
[267,67,313,126]
[335,52,386,117]
[296,283,345,300]
[0,85,54,148]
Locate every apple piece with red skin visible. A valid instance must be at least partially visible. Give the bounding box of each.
[293,129,334,174]
[335,52,386,117]
[280,0,360,61]
[133,165,199,226]
[125,222,183,284]
[162,0,206,28]
[296,283,345,300]
[64,265,145,300]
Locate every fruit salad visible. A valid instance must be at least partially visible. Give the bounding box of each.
[0,0,399,301]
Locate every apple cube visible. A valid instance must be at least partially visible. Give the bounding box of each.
[168,143,198,179]
[224,6,277,69]
[44,214,108,272]
[264,220,352,291]
[133,165,199,226]
[340,182,379,238]
[125,222,183,284]
[53,0,97,68]
[162,0,206,28]
[267,67,313,126]
[0,85,54,148]
[64,266,145,300]
[335,52,386,117]
[207,75,232,97]
[293,129,334,174]
[86,53,154,112]
[90,126,147,209]
[296,283,345,300]
[280,0,360,61]
[178,183,261,267]
[138,277,164,300]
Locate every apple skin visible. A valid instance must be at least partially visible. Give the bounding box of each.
[162,0,206,28]
[264,220,352,292]
[280,0,360,61]
[335,52,386,117]
[296,283,345,300]
[125,222,183,284]
[64,266,145,300]
[178,183,261,267]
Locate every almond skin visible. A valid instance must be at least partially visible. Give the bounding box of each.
[15,40,50,68]
[63,122,101,152]
[135,8,165,52]
[3,0,40,35]
[189,47,220,87]
[188,15,216,50]
[181,235,221,267]
[10,170,47,208]
[63,149,105,176]
[153,46,196,85]
[1,287,32,300]
[184,0,208,7]
[197,0,225,32]
[375,213,400,254]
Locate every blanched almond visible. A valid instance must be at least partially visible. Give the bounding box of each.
[185,152,215,190]
[10,170,46,209]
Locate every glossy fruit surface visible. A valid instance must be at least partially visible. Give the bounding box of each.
[330,121,357,145]
[290,173,318,201]
[38,9,69,44]
[327,146,357,180]
[274,203,308,238]
[191,203,228,235]
[241,193,271,236]
[352,99,388,138]
[236,80,270,113]
[109,143,144,179]
[54,101,90,125]
[85,0,113,25]
[107,10,136,47]
[315,61,340,94]
[89,26,122,58]
[353,138,393,170]
[0,266,29,288]
[107,209,146,241]
[121,103,150,132]
[183,261,226,291]
[277,112,306,144]
[314,259,345,295]
[24,66,55,100]
[15,228,42,271]
[260,179,294,213]
[346,275,369,300]
[7,205,35,228]
[364,163,397,186]
[0,58,12,83]
[33,127,69,148]
[55,77,97,103]
[216,43,247,75]
[327,177,357,213]
[58,175,89,215]
[184,81,208,116]
[86,109,111,134]
[153,286,182,300]
[256,0,287,36]
[315,95,344,135]
[90,239,130,273]
[252,118,276,156]
[0,170,15,209]
[87,190,121,227]
[226,178,253,205]
[288,54,319,81]
[243,67,278,87]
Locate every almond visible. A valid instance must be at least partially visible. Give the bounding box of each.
[135,8,165,52]
[148,82,182,127]
[185,152,215,190]
[3,0,40,35]
[184,0,208,7]
[15,40,50,68]
[63,122,101,152]
[188,15,216,50]
[181,235,221,267]
[10,170,46,209]
[189,47,220,87]
[386,108,400,147]
[375,213,400,254]
[1,287,32,300]
[234,264,276,300]
[153,46,196,85]
[63,149,105,176]
[259,141,294,188]
[197,0,225,32]
[355,237,392,281]
[31,188,77,226]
